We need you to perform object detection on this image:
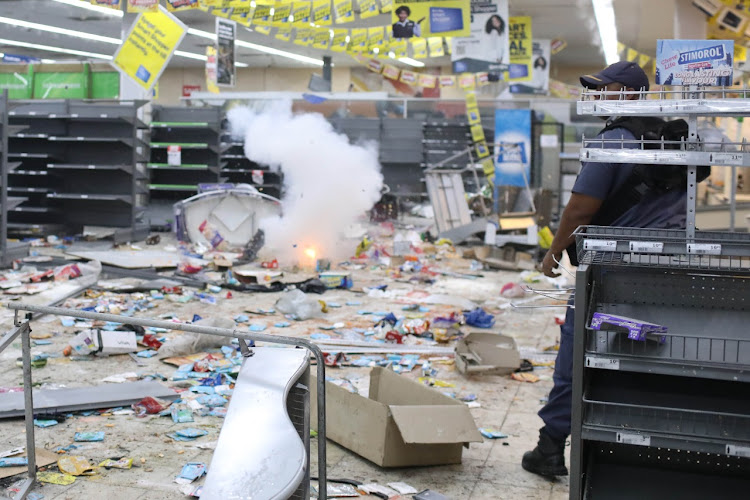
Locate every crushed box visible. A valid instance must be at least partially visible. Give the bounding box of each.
[455,332,521,375]
[317,271,353,289]
[311,367,482,467]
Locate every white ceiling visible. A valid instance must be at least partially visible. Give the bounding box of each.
[0,0,675,69]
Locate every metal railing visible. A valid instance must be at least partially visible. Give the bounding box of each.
[2,302,328,500]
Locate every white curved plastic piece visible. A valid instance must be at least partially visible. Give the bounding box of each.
[201,347,309,500]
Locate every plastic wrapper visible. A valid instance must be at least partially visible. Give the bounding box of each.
[174,462,207,485]
[98,458,133,469]
[58,456,96,476]
[275,289,324,320]
[464,308,495,328]
[132,396,171,417]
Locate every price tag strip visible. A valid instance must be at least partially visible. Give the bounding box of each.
[726,444,750,457]
[629,241,664,254]
[616,432,651,447]
[583,239,617,252]
[585,356,620,370]
[687,243,722,255]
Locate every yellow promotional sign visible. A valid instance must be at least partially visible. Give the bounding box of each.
[127,0,158,13]
[418,73,437,88]
[391,0,470,39]
[113,5,187,92]
[464,90,477,108]
[736,44,748,63]
[334,0,355,24]
[205,46,219,93]
[439,75,456,88]
[475,141,490,158]
[368,59,384,73]
[331,29,349,52]
[382,64,400,79]
[253,4,272,25]
[276,24,293,41]
[349,28,368,52]
[380,0,393,13]
[427,37,444,57]
[293,27,313,46]
[480,157,494,178]
[272,3,292,25]
[390,38,408,57]
[466,106,481,126]
[312,0,333,26]
[91,0,122,10]
[292,2,312,25]
[626,47,638,62]
[459,72,477,90]
[508,16,532,82]
[367,26,385,50]
[358,0,379,19]
[470,123,485,143]
[254,25,272,35]
[312,28,332,49]
[637,52,651,68]
[411,38,428,58]
[400,70,418,85]
[213,7,232,18]
[231,5,254,25]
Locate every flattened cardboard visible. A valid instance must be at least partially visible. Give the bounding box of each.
[311,367,482,467]
[455,332,520,375]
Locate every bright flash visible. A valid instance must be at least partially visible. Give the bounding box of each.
[305,248,316,260]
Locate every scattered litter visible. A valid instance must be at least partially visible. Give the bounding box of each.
[33,419,58,428]
[174,462,207,485]
[171,405,195,423]
[323,483,360,497]
[57,456,96,476]
[510,372,540,383]
[464,308,495,328]
[414,489,450,500]
[388,482,419,494]
[98,458,133,469]
[132,396,171,417]
[0,457,27,467]
[37,472,76,485]
[360,483,400,497]
[479,428,509,439]
[74,432,105,442]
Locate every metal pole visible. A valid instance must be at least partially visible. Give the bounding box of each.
[687,114,698,240]
[21,320,36,491]
[730,118,742,231]
[1,90,9,263]
[5,303,327,500]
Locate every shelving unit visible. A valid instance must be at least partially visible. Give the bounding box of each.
[0,90,31,266]
[5,99,149,243]
[148,106,222,198]
[570,87,750,500]
[220,119,282,199]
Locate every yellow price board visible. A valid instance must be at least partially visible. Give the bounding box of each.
[113,5,187,92]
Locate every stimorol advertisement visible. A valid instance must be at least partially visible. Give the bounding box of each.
[451,0,509,76]
[391,0,470,39]
[655,39,734,86]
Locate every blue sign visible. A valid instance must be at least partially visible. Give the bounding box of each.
[429,7,464,33]
[2,54,41,63]
[494,109,531,187]
[655,39,734,86]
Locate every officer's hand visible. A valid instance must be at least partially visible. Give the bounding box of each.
[541,250,562,278]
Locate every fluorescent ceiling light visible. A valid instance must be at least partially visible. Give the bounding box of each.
[592,0,619,65]
[399,57,425,68]
[51,1,314,66]
[52,0,123,17]
[0,38,112,60]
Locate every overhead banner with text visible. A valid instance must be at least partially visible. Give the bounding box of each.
[391,0,471,39]
[112,5,187,92]
[655,39,734,86]
[508,15,532,82]
[216,17,236,86]
[451,0,509,76]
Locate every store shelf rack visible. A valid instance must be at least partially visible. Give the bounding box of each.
[4,99,149,243]
[219,121,282,200]
[0,90,30,266]
[570,88,750,500]
[148,106,222,200]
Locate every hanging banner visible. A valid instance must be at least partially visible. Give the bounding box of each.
[428,37,445,57]
[381,0,394,13]
[335,0,355,23]
[655,39,734,86]
[458,72,476,90]
[391,0,470,39]
[418,73,437,88]
[312,28,332,49]
[508,16,532,82]
[164,0,199,10]
[127,0,158,12]
[439,75,456,87]
[349,28,368,51]
[411,37,428,58]
[382,64,401,79]
[510,39,550,94]
[358,0,380,19]
[550,38,566,55]
[276,25,293,41]
[216,17,236,87]
[452,0,509,76]
[253,4,272,24]
[292,2,312,25]
[272,3,293,25]
[331,29,349,52]
[92,0,122,10]
[400,70,418,85]
[494,109,531,187]
[113,5,187,91]
[391,38,408,57]
[313,0,333,25]
[367,26,385,51]
[205,46,219,93]
[294,27,313,46]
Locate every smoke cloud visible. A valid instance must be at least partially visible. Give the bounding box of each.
[227,101,384,262]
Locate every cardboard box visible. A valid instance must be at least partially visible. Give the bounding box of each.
[455,332,521,375]
[311,367,482,467]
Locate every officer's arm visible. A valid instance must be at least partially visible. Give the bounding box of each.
[548,193,603,258]
[414,23,421,37]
